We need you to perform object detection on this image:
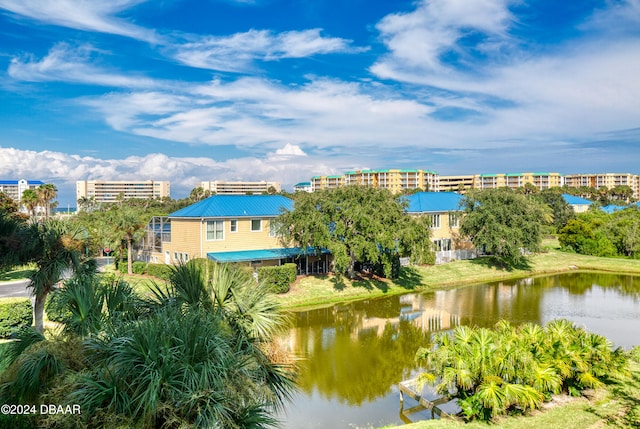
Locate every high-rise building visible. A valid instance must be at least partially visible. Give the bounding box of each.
[199,180,280,195]
[439,172,563,192]
[311,169,439,193]
[0,179,45,202]
[76,180,170,204]
[564,173,640,200]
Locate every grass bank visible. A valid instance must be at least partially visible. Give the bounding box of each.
[276,241,640,309]
[382,360,640,429]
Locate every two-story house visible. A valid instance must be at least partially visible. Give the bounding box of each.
[140,195,329,274]
[404,192,475,263]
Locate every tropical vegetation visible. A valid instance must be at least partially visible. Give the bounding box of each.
[416,320,629,422]
[0,260,295,428]
[460,188,550,267]
[559,207,640,258]
[277,186,433,279]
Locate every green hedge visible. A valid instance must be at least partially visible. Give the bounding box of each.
[257,263,297,294]
[147,263,173,281]
[132,261,147,275]
[0,298,32,338]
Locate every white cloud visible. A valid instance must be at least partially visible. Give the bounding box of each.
[272,144,307,158]
[0,0,159,43]
[170,28,364,72]
[8,43,161,88]
[374,0,515,73]
[0,147,353,205]
[80,76,445,149]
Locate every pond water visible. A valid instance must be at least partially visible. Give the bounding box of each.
[277,272,640,429]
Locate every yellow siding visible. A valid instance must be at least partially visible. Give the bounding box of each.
[164,217,283,263]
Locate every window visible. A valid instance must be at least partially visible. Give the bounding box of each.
[251,219,262,232]
[207,220,224,240]
[184,253,189,262]
[433,239,452,251]
[429,214,441,229]
[269,220,280,237]
[230,219,237,233]
[449,213,459,228]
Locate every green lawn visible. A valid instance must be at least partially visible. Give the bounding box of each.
[0,266,35,282]
[276,242,640,309]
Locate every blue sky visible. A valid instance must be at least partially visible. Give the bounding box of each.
[0,0,639,206]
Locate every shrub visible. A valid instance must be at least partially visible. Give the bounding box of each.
[0,298,32,338]
[45,291,71,323]
[147,263,173,281]
[132,261,147,275]
[258,263,297,294]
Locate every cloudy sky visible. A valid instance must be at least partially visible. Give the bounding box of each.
[1,0,639,206]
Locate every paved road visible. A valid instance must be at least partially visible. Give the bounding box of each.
[0,258,113,299]
[0,279,32,299]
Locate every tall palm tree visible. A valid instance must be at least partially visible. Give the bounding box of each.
[36,184,57,218]
[108,206,147,275]
[27,219,93,332]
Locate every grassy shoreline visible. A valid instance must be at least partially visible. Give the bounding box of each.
[275,241,640,310]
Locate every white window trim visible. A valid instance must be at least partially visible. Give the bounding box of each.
[449,213,459,228]
[430,214,441,229]
[206,220,225,241]
[251,218,262,232]
[269,220,279,237]
[230,219,238,233]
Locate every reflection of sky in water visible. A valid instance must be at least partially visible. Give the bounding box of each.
[541,287,640,349]
[279,273,640,429]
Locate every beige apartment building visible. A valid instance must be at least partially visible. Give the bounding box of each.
[76,180,170,204]
[564,173,640,200]
[310,175,344,191]
[199,180,281,195]
[439,172,563,192]
[312,169,439,193]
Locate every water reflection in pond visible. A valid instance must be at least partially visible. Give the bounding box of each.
[278,272,640,429]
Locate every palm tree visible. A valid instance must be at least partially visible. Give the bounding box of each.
[27,219,93,332]
[20,189,39,220]
[107,206,147,275]
[1,261,295,428]
[36,184,57,218]
[72,261,295,428]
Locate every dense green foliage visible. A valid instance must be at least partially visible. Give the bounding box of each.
[559,208,640,258]
[0,261,295,428]
[278,186,433,279]
[146,263,173,280]
[460,188,549,266]
[417,320,629,422]
[258,263,297,293]
[0,298,33,338]
[533,189,575,232]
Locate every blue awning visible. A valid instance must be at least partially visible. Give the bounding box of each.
[207,247,327,263]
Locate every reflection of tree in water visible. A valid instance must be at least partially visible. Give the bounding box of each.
[287,272,640,408]
[296,320,430,405]
[557,272,640,298]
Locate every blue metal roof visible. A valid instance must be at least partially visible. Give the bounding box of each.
[562,194,592,206]
[169,195,293,218]
[207,246,327,263]
[601,204,625,214]
[403,192,464,213]
[0,180,45,185]
[601,203,640,214]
